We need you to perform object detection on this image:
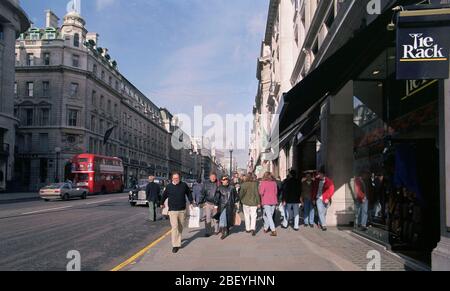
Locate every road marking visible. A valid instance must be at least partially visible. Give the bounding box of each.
[110,228,172,271]
[85,199,111,205]
[21,205,73,215]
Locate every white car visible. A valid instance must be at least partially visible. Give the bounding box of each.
[39,183,88,201]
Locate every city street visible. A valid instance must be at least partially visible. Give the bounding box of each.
[0,193,170,271]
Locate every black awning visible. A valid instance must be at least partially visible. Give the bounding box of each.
[279,5,396,134]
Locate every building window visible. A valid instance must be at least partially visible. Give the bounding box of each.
[93,64,97,75]
[39,108,50,126]
[40,158,48,183]
[99,119,104,134]
[114,103,118,116]
[91,115,96,132]
[74,33,80,47]
[109,76,112,86]
[0,24,4,40]
[67,109,79,127]
[107,100,111,113]
[39,134,49,153]
[115,81,119,90]
[91,90,97,106]
[25,108,34,126]
[27,82,34,97]
[42,81,50,97]
[101,71,105,80]
[72,55,80,67]
[14,82,17,96]
[69,83,79,97]
[100,95,104,108]
[27,54,34,66]
[43,53,50,65]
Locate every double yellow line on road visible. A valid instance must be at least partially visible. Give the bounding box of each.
[110,228,172,271]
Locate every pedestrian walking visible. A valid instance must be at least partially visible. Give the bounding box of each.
[301,172,315,228]
[311,168,335,231]
[160,172,194,254]
[259,172,279,237]
[199,172,220,237]
[146,175,161,222]
[350,171,369,231]
[192,178,203,205]
[281,170,301,231]
[214,175,238,240]
[239,173,260,236]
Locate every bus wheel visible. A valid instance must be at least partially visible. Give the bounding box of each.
[63,194,70,201]
[101,187,107,195]
[130,202,136,207]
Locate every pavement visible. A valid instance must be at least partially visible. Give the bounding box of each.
[0,192,40,203]
[124,214,414,271]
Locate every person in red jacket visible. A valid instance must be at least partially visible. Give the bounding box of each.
[352,171,369,231]
[311,167,335,231]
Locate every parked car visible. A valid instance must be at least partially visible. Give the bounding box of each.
[129,178,165,207]
[39,182,88,201]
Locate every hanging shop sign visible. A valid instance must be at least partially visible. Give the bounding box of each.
[396,8,450,80]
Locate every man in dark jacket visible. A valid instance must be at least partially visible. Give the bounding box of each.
[146,175,161,222]
[200,172,220,237]
[281,170,302,230]
[161,172,194,254]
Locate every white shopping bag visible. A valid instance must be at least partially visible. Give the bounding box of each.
[188,206,200,229]
[162,199,169,216]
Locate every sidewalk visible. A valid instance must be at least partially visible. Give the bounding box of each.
[0,192,40,202]
[125,218,413,271]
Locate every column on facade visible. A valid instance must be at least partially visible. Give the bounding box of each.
[321,81,355,226]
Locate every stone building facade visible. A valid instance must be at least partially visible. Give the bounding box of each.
[12,9,195,191]
[0,0,30,191]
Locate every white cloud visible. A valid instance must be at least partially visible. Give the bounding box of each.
[96,0,116,11]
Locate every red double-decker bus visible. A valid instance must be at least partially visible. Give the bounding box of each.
[71,154,124,194]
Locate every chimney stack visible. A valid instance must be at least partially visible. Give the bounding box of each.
[45,10,59,28]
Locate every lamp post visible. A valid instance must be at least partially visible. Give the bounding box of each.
[55,147,61,182]
[229,144,233,178]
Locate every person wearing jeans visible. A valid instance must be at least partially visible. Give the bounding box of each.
[281,170,301,230]
[301,172,315,228]
[311,168,335,231]
[214,176,238,240]
[259,172,279,237]
[351,173,369,231]
[239,174,260,236]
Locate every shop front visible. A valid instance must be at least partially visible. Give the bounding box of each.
[275,2,450,268]
[352,47,441,265]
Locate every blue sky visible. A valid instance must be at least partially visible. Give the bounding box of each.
[21,0,269,167]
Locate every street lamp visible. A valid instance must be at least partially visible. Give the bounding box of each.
[55,147,61,183]
[229,143,233,178]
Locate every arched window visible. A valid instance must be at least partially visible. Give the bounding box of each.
[74,33,80,47]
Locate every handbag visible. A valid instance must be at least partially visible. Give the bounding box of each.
[234,212,242,226]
